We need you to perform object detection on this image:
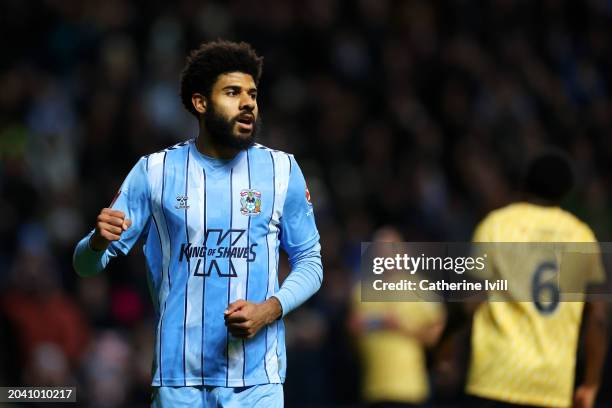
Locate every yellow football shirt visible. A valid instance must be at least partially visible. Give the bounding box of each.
[353,286,444,404]
[466,202,604,407]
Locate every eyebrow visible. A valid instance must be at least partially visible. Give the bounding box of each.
[222,85,257,92]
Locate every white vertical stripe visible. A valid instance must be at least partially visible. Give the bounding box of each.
[184,150,205,385]
[148,151,172,303]
[264,151,291,382]
[227,152,250,385]
[147,151,171,384]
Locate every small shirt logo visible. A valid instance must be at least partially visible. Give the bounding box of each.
[305,185,314,216]
[176,195,189,209]
[240,189,261,216]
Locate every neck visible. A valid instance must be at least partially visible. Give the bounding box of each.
[522,193,559,207]
[195,124,241,160]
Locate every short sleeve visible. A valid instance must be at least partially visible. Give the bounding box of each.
[577,224,606,285]
[470,216,496,281]
[280,155,320,256]
[107,156,152,255]
[472,216,493,243]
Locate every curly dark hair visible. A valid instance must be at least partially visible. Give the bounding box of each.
[523,149,574,204]
[180,40,264,117]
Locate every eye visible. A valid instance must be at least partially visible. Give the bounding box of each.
[226,90,238,96]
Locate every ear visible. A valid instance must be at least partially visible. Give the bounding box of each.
[192,93,207,114]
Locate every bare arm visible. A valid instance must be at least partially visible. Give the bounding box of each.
[348,308,446,348]
[400,318,446,347]
[574,300,608,408]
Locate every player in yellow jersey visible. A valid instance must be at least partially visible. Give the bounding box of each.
[349,227,446,407]
[465,151,608,408]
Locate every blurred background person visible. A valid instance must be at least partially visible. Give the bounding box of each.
[466,151,608,408]
[0,224,90,387]
[349,226,446,407]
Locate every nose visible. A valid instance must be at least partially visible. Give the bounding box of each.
[239,93,255,112]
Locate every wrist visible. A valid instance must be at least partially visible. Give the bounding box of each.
[263,297,283,324]
[89,234,109,252]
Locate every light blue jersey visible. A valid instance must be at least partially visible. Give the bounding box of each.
[74,139,323,387]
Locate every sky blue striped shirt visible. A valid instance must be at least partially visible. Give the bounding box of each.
[73,139,323,387]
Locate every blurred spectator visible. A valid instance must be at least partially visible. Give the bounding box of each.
[348,227,446,407]
[82,330,132,408]
[0,224,90,383]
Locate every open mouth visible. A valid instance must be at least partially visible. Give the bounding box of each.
[237,114,254,124]
[236,114,254,132]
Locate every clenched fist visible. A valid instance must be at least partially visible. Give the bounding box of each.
[224,298,282,339]
[89,208,132,251]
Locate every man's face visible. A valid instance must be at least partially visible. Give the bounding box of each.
[203,72,259,150]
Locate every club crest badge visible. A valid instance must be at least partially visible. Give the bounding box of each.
[240,189,262,216]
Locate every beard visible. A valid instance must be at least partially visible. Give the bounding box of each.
[203,104,260,150]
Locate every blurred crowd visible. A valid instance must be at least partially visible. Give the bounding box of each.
[1,0,611,406]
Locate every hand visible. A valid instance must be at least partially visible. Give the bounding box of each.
[224,298,282,339]
[382,313,402,331]
[90,208,132,251]
[574,384,599,408]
